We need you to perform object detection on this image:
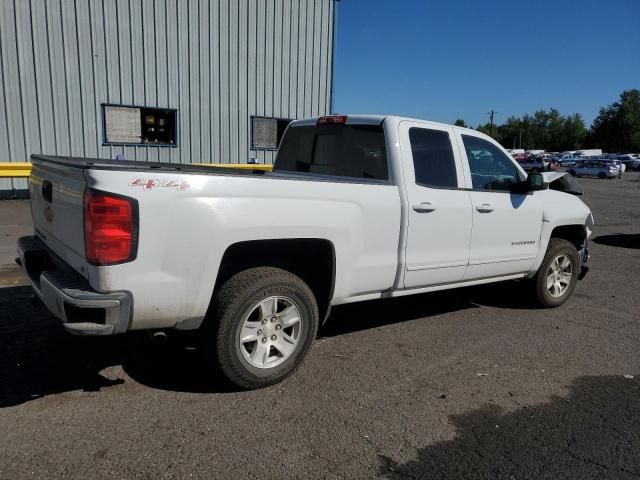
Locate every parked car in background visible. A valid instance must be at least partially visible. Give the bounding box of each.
[557,154,578,167]
[616,154,640,171]
[547,158,560,171]
[611,159,626,174]
[568,159,620,178]
[519,156,546,172]
[540,154,553,169]
[574,149,603,158]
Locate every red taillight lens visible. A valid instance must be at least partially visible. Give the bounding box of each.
[84,190,138,265]
[317,115,347,125]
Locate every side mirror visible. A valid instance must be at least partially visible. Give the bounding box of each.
[512,172,546,193]
[525,172,546,191]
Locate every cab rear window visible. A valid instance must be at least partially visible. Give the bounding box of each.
[274,124,388,181]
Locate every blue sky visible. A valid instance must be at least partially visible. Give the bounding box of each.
[332,0,640,128]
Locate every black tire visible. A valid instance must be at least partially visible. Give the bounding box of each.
[209,267,318,389]
[532,238,580,308]
[568,169,576,177]
[598,172,606,179]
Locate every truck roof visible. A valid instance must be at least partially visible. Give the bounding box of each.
[290,114,491,139]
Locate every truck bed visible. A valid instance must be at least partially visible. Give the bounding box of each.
[31,154,271,177]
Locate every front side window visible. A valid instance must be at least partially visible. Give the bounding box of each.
[462,135,520,191]
[409,128,457,188]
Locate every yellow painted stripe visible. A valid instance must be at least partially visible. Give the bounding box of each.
[0,161,273,178]
[206,163,273,171]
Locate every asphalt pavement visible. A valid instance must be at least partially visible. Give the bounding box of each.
[1,174,639,479]
[0,199,29,287]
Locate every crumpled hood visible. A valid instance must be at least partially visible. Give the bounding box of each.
[541,171,566,183]
[540,171,584,195]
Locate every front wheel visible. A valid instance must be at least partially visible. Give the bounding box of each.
[532,239,580,308]
[209,267,318,389]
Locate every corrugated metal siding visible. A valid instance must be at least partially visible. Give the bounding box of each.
[0,0,335,192]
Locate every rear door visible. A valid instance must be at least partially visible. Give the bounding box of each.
[399,121,472,288]
[455,132,543,280]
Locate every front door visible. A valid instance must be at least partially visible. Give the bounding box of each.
[400,121,472,288]
[455,132,543,280]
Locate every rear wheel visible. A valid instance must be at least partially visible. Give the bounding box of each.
[531,239,579,308]
[568,169,576,177]
[209,267,318,389]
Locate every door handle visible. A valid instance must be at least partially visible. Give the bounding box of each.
[413,202,436,213]
[475,203,494,213]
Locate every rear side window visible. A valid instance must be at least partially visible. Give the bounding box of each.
[409,128,457,188]
[274,124,388,180]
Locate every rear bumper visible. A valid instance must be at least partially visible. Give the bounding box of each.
[17,236,131,335]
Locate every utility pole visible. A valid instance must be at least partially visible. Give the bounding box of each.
[519,126,522,149]
[488,110,495,138]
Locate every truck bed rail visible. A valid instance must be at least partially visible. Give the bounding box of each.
[0,161,273,178]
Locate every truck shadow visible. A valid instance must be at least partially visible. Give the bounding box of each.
[321,289,478,338]
[593,233,640,250]
[0,281,536,406]
[378,374,640,479]
[0,286,236,407]
[321,280,536,338]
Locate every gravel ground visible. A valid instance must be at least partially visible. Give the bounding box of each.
[0,173,639,479]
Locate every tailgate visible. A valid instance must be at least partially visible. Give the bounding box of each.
[29,156,88,276]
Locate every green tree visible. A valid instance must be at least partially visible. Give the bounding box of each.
[562,113,587,150]
[476,109,586,151]
[454,119,467,128]
[588,89,640,152]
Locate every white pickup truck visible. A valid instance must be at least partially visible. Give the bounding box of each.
[18,115,593,389]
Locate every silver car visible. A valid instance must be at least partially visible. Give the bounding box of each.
[568,160,620,179]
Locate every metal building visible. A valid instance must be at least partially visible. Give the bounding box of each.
[0,0,337,195]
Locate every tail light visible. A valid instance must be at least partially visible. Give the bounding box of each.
[317,115,347,125]
[84,189,138,265]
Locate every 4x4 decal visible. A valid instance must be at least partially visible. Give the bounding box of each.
[129,178,190,190]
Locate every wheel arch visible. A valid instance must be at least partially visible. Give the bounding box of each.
[528,222,588,277]
[212,238,336,323]
[549,224,588,249]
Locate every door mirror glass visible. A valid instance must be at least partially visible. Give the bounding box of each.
[526,172,545,191]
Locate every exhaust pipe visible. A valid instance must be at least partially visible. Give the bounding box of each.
[151,331,168,345]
